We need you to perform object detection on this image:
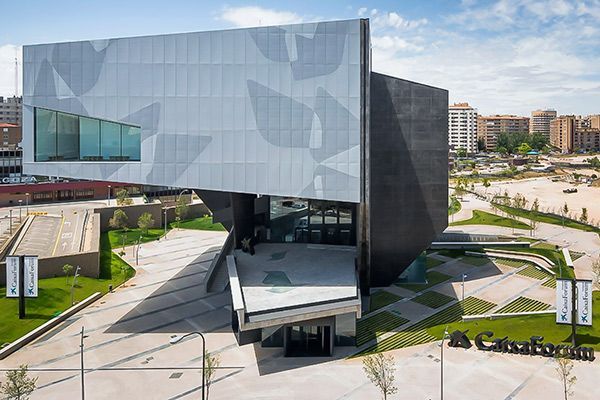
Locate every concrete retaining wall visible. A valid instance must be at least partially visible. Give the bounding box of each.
[0,250,100,283]
[94,202,211,232]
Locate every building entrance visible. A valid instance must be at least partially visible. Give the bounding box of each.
[284,325,332,357]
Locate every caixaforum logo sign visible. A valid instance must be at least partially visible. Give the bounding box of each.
[447,330,595,362]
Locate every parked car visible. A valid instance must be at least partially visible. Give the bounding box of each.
[563,188,578,193]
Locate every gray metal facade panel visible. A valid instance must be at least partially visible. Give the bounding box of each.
[22,20,362,203]
[368,72,448,287]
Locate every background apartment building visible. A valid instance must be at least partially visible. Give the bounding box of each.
[449,102,478,153]
[477,115,530,151]
[530,109,557,138]
[551,115,600,153]
[0,96,22,125]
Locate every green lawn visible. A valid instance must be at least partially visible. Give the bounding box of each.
[107,228,165,249]
[411,291,455,309]
[460,256,492,267]
[396,271,453,292]
[0,232,135,345]
[450,210,531,230]
[486,245,573,279]
[425,257,444,269]
[439,291,600,350]
[495,204,600,236]
[169,216,225,231]
[369,290,402,312]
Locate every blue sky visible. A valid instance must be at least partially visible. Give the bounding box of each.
[1,0,599,116]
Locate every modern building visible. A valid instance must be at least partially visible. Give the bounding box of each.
[0,96,22,125]
[551,115,600,153]
[477,115,530,151]
[22,19,448,356]
[448,102,478,154]
[530,109,556,138]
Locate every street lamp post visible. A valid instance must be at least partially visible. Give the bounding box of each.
[107,185,112,206]
[164,207,168,239]
[169,332,206,400]
[440,327,449,400]
[71,266,81,305]
[18,199,22,223]
[461,273,467,301]
[25,192,29,214]
[9,209,12,235]
[80,326,88,400]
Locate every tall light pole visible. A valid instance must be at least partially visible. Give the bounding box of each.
[440,326,449,400]
[170,332,206,400]
[107,185,112,206]
[174,189,190,229]
[461,273,467,301]
[71,266,81,305]
[9,209,12,235]
[18,199,22,223]
[25,192,29,214]
[164,207,168,239]
[80,326,88,400]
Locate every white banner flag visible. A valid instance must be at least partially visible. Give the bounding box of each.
[556,279,572,324]
[5,256,20,298]
[23,256,38,298]
[576,280,592,326]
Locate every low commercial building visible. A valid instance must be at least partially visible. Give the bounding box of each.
[477,115,530,151]
[449,103,478,153]
[22,19,448,356]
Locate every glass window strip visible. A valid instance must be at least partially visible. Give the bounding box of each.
[33,107,140,162]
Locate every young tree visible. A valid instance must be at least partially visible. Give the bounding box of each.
[62,263,74,285]
[592,257,600,290]
[580,208,588,224]
[530,198,540,236]
[362,353,398,400]
[555,357,576,400]
[137,212,155,235]
[204,350,221,400]
[482,178,491,192]
[562,203,569,228]
[1,365,38,400]
[116,188,133,206]
[174,196,189,228]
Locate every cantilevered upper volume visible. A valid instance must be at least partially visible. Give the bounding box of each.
[22,19,448,355]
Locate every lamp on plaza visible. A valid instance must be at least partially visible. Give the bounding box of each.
[440,326,449,400]
[18,199,22,223]
[25,192,29,214]
[107,185,112,205]
[80,326,88,400]
[461,273,468,302]
[169,332,206,400]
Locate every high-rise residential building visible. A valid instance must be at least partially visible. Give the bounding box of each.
[530,109,557,137]
[551,115,600,153]
[0,96,22,125]
[477,115,530,151]
[22,19,448,356]
[448,103,478,153]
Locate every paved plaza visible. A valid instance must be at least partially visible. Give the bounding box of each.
[1,228,598,399]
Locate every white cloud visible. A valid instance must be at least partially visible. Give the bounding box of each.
[218,6,303,28]
[357,7,368,17]
[372,35,424,53]
[362,8,428,30]
[0,44,21,97]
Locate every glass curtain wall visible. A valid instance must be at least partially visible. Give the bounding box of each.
[269,197,356,246]
[34,107,140,162]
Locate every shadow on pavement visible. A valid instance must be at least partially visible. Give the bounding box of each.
[105,248,232,335]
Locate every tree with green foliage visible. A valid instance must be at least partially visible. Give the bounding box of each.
[115,188,133,206]
[1,365,37,400]
[174,196,189,228]
[517,142,532,154]
[109,209,129,231]
[456,147,467,158]
[580,208,588,224]
[477,138,486,152]
[137,212,155,235]
[586,156,600,168]
[62,264,74,285]
[362,353,398,400]
[555,357,576,400]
